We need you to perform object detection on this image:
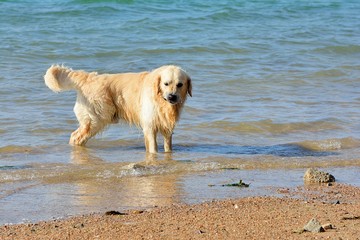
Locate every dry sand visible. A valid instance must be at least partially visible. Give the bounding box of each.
[1,183,360,240]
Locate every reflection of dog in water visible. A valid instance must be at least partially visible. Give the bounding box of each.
[69,147,178,209]
[44,65,192,153]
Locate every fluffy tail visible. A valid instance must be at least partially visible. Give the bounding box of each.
[44,65,90,92]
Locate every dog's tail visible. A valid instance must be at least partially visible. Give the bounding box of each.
[44,65,90,92]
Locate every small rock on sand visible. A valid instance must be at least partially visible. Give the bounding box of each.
[303,168,335,183]
[322,223,333,230]
[303,218,325,233]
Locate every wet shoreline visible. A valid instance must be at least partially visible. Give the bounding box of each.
[1,164,360,225]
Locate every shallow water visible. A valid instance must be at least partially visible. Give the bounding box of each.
[1,0,360,224]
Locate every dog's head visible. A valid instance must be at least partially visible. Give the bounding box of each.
[155,65,192,105]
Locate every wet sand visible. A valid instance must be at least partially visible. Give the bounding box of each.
[1,183,360,239]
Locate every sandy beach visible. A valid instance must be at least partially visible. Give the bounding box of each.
[1,183,360,240]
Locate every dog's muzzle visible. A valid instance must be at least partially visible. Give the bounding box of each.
[165,94,179,104]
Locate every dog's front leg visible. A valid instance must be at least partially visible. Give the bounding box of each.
[163,134,172,153]
[144,128,158,153]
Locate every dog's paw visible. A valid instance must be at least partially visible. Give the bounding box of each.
[69,129,87,146]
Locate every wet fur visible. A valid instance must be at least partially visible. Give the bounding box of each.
[44,65,192,153]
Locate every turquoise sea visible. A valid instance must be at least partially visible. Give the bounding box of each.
[1,0,360,224]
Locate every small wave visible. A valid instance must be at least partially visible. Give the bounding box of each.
[311,69,346,78]
[196,119,341,135]
[71,0,133,4]
[178,143,335,157]
[140,44,247,55]
[30,128,70,134]
[0,161,222,184]
[297,137,360,151]
[0,145,44,154]
[0,165,31,171]
[2,153,360,184]
[314,45,360,55]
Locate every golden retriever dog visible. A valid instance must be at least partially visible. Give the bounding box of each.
[44,65,192,153]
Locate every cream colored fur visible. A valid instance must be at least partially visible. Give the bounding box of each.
[44,65,192,153]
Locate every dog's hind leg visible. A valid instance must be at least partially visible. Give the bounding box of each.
[70,123,91,146]
[69,119,105,146]
[69,96,106,146]
[69,123,92,146]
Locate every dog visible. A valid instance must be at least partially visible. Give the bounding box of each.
[44,65,192,153]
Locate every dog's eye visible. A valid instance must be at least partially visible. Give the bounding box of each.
[177,83,183,88]
[164,83,169,86]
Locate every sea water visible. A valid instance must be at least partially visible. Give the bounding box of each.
[1,0,360,224]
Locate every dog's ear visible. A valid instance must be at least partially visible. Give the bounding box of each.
[154,75,162,95]
[187,77,192,97]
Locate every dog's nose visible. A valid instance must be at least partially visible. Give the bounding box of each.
[168,94,178,103]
